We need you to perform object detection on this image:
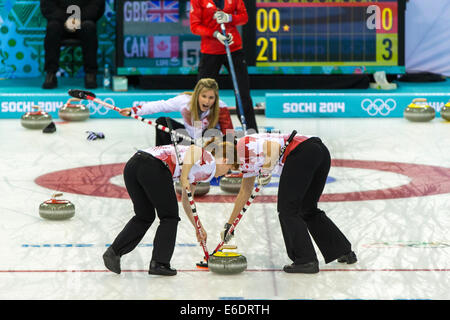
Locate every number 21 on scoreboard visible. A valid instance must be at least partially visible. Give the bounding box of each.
[256,8,279,62]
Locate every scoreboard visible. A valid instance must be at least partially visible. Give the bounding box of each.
[116,0,199,75]
[116,0,405,76]
[250,0,404,74]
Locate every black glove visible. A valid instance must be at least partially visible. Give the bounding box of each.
[221,223,235,243]
[86,131,105,141]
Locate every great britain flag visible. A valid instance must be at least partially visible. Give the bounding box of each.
[147,1,179,23]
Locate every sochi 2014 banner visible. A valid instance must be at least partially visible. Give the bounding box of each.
[265,92,450,118]
[0,92,182,119]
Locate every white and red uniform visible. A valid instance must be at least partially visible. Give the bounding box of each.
[190,0,248,55]
[131,94,233,139]
[141,145,216,183]
[236,133,311,178]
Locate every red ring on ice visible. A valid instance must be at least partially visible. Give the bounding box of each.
[34,159,450,202]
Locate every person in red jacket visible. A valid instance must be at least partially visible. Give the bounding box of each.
[190,0,258,133]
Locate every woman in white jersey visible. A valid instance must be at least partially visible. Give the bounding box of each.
[119,78,234,146]
[222,133,357,274]
[103,139,237,276]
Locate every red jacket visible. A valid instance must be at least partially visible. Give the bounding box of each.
[218,106,234,134]
[190,0,248,55]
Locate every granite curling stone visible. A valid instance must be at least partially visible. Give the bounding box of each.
[21,106,53,129]
[404,98,435,122]
[175,181,210,196]
[441,101,450,121]
[219,172,243,193]
[208,251,247,275]
[59,98,90,121]
[39,193,75,220]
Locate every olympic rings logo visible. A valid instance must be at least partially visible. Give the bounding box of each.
[361,98,397,116]
[87,98,115,115]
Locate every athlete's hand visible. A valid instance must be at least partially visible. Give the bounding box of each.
[196,225,207,243]
[257,172,272,186]
[119,108,132,117]
[221,223,234,243]
[213,31,234,46]
[180,178,191,192]
[213,11,232,24]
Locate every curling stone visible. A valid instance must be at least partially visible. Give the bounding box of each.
[441,101,450,121]
[175,181,210,196]
[219,172,243,193]
[208,251,247,275]
[39,193,75,220]
[21,106,53,129]
[58,98,90,121]
[404,98,435,122]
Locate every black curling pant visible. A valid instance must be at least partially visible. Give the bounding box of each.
[197,50,258,133]
[44,20,99,73]
[110,152,180,264]
[154,117,186,146]
[278,138,352,265]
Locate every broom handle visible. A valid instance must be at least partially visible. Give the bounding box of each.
[212,185,261,254]
[68,89,198,145]
[165,117,210,262]
[220,24,247,134]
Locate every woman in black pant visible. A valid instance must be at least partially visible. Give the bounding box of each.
[103,140,236,276]
[222,133,357,273]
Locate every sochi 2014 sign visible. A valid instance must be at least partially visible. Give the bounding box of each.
[265,93,450,118]
[0,92,182,119]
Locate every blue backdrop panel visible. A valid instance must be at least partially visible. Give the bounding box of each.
[0,91,182,119]
[266,91,450,118]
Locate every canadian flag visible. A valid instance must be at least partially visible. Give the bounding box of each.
[148,36,179,58]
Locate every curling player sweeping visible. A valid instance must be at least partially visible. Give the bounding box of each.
[102,136,237,275]
[66,89,239,271]
[222,132,357,273]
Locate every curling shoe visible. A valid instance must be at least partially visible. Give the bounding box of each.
[283,261,319,274]
[103,246,121,274]
[337,251,357,264]
[42,72,57,89]
[149,261,177,276]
